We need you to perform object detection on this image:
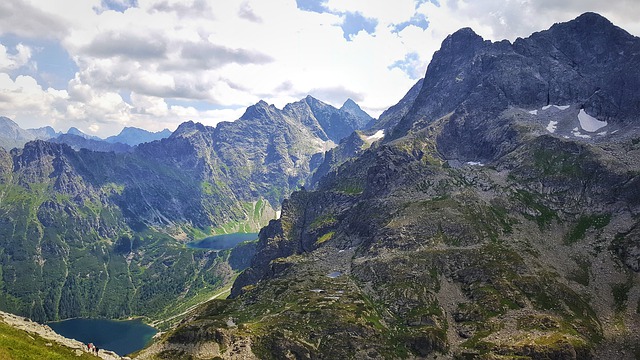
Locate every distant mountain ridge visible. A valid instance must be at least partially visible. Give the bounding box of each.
[49,134,132,153]
[106,127,172,146]
[0,117,62,150]
[0,117,172,151]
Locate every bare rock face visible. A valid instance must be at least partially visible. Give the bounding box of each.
[152,13,640,360]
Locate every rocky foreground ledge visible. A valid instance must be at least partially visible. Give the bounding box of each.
[0,310,126,360]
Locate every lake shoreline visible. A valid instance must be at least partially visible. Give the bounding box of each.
[48,317,157,356]
[186,232,258,250]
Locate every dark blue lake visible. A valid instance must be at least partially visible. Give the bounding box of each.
[187,232,258,250]
[48,318,156,356]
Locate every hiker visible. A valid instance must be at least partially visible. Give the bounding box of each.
[94,345,99,355]
[88,343,94,352]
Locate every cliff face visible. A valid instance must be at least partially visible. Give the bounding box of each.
[145,13,640,359]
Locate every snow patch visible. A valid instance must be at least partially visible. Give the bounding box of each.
[275,211,281,219]
[365,130,384,142]
[598,131,607,136]
[546,121,558,133]
[466,161,484,166]
[578,109,607,132]
[528,110,538,115]
[542,104,570,111]
[571,129,591,139]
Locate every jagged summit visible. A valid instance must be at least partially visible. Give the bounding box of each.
[390,11,640,150]
[340,98,373,129]
[239,100,280,121]
[105,126,172,146]
[170,120,209,138]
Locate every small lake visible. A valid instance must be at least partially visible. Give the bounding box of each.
[48,318,156,356]
[187,232,258,250]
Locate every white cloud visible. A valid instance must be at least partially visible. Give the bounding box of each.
[0,0,639,137]
[0,43,33,71]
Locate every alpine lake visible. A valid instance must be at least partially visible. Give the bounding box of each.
[47,233,258,356]
[48,318,156,356]
[186,232,259,250]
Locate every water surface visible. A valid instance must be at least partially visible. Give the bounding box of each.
[48,318,156,356]
[187,232,258,250]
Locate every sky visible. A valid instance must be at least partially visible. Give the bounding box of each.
[0,0,639,137]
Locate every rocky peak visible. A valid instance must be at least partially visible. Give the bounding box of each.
[105,126,172,146]
[170,121,210,138]
[66,127,100,141]
[27,126,59,139]
[340,98,373,129]
[239,100,282,122]
[0,116,33,140]
[437,27,485,58]
[391,12,640,149]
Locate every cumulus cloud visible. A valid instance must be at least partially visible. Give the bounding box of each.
[178,41,273,69]
[82,31,168,59]
[0,43,33,71]
[147,0,213,18]
[238,1,263,23]
[0,0,69,39]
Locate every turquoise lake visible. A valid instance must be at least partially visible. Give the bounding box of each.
[48,318,156,356]
[187,232,258,250]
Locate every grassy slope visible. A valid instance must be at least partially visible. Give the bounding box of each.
[0,321,97,360]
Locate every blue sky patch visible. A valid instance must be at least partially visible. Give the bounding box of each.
[295,0,327,13]
[0,34,77,89]
[417,0,439,7]
[389,52,424,79]
[393,13,429,33]
[341,12,377,41]
[98,0,138,13]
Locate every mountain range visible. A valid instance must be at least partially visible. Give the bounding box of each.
[0,118,173,151]
[0,96,372,324]
[137,12,640,359]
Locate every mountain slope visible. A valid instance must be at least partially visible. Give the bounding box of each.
[142,13,640,359]
[307,78,424,188]
[0,311,101,359]
[0,97,369,323]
